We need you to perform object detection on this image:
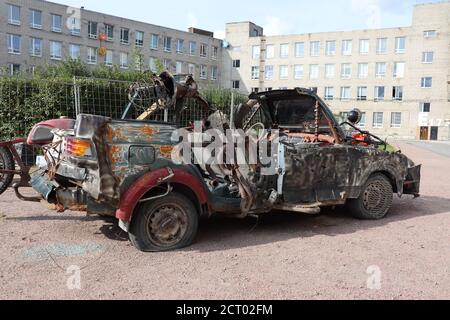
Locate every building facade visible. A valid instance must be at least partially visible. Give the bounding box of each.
[221,2,450,141]
[1,1,449,140]
[1,0,222,85]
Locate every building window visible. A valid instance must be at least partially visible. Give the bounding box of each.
[265,65,274,80]
[393,86,403,101]
[310,41,320,57]
[163,36,172,52]
[421,77,432,88]
[232,80,240,89]
[420,102,431,113]
[189,41,197,55]
[163,59,171,71]
[358,63,369,79]
[358,113,367,128]
[359,39,369,55]
[266,44,275,59]
[87,47,97,64]
[232,59,240,68]
[50,41,62,60]
[88,21,98,39]
[357,86,368,101]
[325,41,336,56]
[393,62,405,78]
[149,57,158,72]
[295,42,304,58]
[423,30,437,38]
[309,64,319,79]
[29,37,42,57]
[422,52,434,63]
[51,14,62,32]
[188,63,195,76]
[342,40,352,55]
[200,43,208,57]
[200,65,207,79]
[279,65,289,79]
[373,112,384,128]
[69,44,80,59]
[29,9,42,29]
[376,38,387,54]
[252,45,260,59]
[105,50,113,66]
[176,39,184,54]
[325,64,335,79]
[175,61,183,74]
[376,62,386,78]
[251,88,259,94]
[391,112,402,128]
[7,34,21,54]
[212,46,218,59]
[395,37,406,53]
[211,66,218,80]
[9,64,20,76]
[8,5,21,25]
[120,52,128,69]
[280,44,289,58]
[341,63,352,79]
[340,87,351,100]
[150,34,159,49]
[105,24,114,41]
[324,87,334,100]
[294,65,304,80]
[120,28,129,44]
[374,86,385,101]
[135,31,144,47]
[69,17,81,35]
[251,66,260,80]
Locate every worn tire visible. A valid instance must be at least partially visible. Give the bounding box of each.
[348,173,393,220]
[129,192,199,252]
[0,147,15,195]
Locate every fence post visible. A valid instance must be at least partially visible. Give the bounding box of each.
[230,92,235,129]
[73,76,79,117]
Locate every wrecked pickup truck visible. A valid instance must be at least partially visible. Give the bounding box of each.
[27,72,421,252]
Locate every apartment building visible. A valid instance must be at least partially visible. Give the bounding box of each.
[222,2,450,140]
[1,0,222,84]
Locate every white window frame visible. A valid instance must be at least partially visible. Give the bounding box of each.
[341,63,352,79]
[211,66,218,80]
[375,62,386,78]
[135,31,144,47]
[200,43,208,57]
[149,58,158,73]
[266,44,275,59]
[188,63,195,76]
[29,37,42,57]
[373,112,384,128]
[340,87,351,100]
[105,50,113,66]
[189,41,197,56]
[374,86,385,101]
[393,86,403,101]
[324,87,334,100]
[359,39,369,55]
[421,77,432,88]
[251,66,260,80]
[423,30,437,38]
[395,37,406,54]
[8,5,21,26]
[8,34,21,54]
[391,112,402,128]
[200,65,207,80]
[88,21,98,39]
[422,52,434,63]
[69,44,80,60]
[357,86,368,101]
[252,45,261,59]
[87,47,97,64]
[265,65,274,80]
[420,102,431,113]
[150,34,159,50]
[295,42,304,58]
[175,61,183,74]
[358,63,369,79]
[310,41,320,57]
[105,24,114,41]
[309,64,319,79]
[69,17,81,35]
[120,52,128,69]
[164,36,172,52]
[211,46,218,60]
[342,40,352,56]
[120,28,130,45]
[280,44,289,58]
[30,9,42,29]
[51,14,62,33]
[376,38,387,54]
[50,41,62,60]
[325,64,335,79]
[9,63,20,76]
[393,62,405,78]
[279,65,289,79]
[358,113,367,128]
[294,65,303,80]
[325,41,336,56]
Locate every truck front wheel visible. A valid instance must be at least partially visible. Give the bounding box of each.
[129,192,199,252]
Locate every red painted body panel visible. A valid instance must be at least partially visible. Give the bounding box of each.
[116,168,208,221]
[27,118,75,145]
[0,138,26,147]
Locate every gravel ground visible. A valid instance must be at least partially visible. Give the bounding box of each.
[0,142,449,300]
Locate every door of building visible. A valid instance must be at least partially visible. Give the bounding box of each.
[430,126,439,141]
[420,127,429,140]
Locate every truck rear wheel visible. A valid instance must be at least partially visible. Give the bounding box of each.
[129,192,199,252]
[348,173,393,220]
[0,147,15,195]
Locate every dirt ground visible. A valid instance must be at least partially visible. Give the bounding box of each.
[0,141,449,300]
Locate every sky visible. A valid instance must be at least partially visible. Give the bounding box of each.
[51,0,444,38]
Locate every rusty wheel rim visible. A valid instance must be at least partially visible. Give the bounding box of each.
[363,179,390,216]
[145,204,188,247]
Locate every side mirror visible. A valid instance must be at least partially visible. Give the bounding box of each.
[347,108,362,125]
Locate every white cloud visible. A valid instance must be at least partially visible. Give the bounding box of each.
[263,16,290,36]
[214,30,225,40]
[186,12,198,28]
[352,0,382,29]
